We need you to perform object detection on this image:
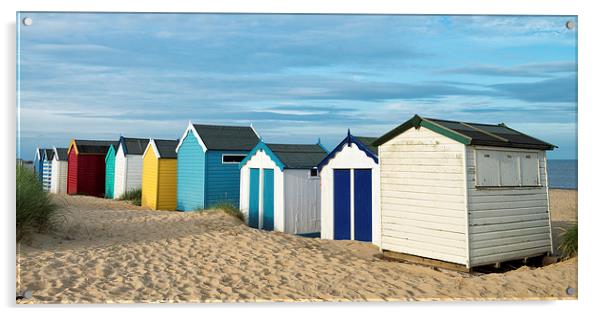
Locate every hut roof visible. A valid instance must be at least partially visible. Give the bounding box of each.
[373,114,556,150]
[193,124,259,151]
[43,148,54,161]
[71,140,119,155]
[153,139,179,159]
[266,143,328,169]
[54,148,68,161]
[354,136,378,156]
[119,137,150,155]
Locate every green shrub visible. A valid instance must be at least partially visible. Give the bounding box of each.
[118,188,141,206]
[196,202,245,222]
[559,224,578,259]
[16,165,58,241]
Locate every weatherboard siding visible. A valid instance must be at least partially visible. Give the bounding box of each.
[67,149,78,194]
[126,154,144,192]
[379,127,468,265]
[157,159,178,210]
[177,131,206,211]
[141,147,159,210]
[113,147,125,199]
[205,150,247,207]
[106,147,116,198]
[77,154,106,197]
[50,159,68,194]
[42,159,52,191]
[466,146,552,266]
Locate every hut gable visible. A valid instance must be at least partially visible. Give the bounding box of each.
[374,114,556,150]
[118,136,150,156]
[53,148,68,161]
[242,141,327,171]
[317,131,378,172]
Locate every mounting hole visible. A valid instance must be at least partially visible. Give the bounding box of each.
[565,20,574,30]
[22,17,33,26]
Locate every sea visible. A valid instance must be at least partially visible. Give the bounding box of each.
[548,159,577,189]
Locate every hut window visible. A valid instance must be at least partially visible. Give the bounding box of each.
[309,168,319,178]
[222,154,246,164]
[476,150,540,187]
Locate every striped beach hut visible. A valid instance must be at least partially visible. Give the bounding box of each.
[176,122,260,211]
[373,115,556,270]
[33,148,43,183]
[50,147,68,194]
[67,139,118,197]
[105,144,116,198]
[317,131,380,245]
[141,139,178,210]
[113,137,150,199]
[239,141,327,235]
[41,149,54,191]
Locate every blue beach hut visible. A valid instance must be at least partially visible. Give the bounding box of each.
[175,122,260,211]
[33,148,44,183]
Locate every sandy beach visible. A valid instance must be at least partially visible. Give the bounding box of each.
[16,189,577,303]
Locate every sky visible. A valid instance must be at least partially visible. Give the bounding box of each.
[17,13,577,160]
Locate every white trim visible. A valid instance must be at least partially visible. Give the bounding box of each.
[463,146,471,268]
[249,122,260,139]
[175,121,208,153]
[143,139,162,159]
[222,154,247,164]
[543,151,555,255]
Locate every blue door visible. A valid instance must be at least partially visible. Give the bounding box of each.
[249,168,260,228]
[354,169,372,242]
[333,169,351,240]
[262,169,274,231]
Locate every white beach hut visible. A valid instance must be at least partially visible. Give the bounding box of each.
[373,115,557,270]
[317,131,381,246]
[113,136,150,199]
[50,147,68,194]
[239,141,328,236]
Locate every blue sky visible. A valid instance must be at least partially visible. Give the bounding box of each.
[17,13,577,160]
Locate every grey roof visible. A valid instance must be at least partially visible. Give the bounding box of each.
[43,149,54,161]
[193,124,259,151]
[120,137,150,155]
[373,115,556,150]
[74,140,119,154]
[154,139,178,159]
[355,136,378,156]
[54,148,68,161]
[267,143,328,169]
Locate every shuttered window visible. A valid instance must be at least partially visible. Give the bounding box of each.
[476,149,540,187]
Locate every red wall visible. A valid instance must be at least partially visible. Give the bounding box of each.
[67,149,106,197]
[67,149,78,194]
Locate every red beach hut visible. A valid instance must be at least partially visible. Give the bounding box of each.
[67,139,118,197]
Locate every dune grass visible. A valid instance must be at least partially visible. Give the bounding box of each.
[118,188,142,206]
[559,224,578,259]
[196,202,245,222]
[16,165,58,241]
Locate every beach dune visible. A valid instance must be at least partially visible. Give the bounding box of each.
[16,189,577,303]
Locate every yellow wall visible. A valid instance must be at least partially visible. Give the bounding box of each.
[141,148,159,210]
[157,159,177,210]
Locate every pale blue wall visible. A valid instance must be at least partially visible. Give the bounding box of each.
[176,131,206,211]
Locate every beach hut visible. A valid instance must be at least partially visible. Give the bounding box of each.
[41,149,54,191]
[33,148,43,183]
[141,139,178,210]
[239,141,327,235]
[67,139,118,197]
[317,131,380,245]
[105,144,116,198]
[372,115,556,269]
[50,147,68,194]
[176,122,260,211]
[113,137,150,199]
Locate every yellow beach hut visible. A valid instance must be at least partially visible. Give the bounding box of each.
[141,139,179,210]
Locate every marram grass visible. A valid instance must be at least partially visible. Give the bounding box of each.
[559,224,578,259]
[118,188,142,206]
[196,202,245,222]
[16,164,58,241]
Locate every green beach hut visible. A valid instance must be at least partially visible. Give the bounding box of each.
[105,144,116,198]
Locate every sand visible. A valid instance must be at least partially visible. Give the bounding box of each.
[16,189,577,303]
